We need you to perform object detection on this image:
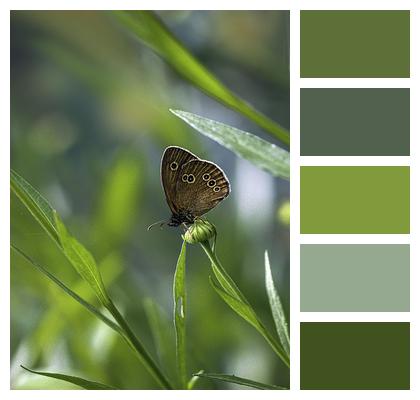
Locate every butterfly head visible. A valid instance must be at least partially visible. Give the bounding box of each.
[168,209,196,227]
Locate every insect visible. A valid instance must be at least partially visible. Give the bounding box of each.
[148,146,230,229]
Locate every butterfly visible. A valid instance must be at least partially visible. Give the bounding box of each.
[149,146,230,229]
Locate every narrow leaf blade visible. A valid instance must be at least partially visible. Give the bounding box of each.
[11,172,173,389]
[194,372,287,390]
[202,242,289,367]
[21,365,116,390]
[11,245,122,335]
[265,251,290,356]
[171,110,289,179]
[10,170,59,243]
[201,241,248,304]
[173,240,187,388]
[11,169,110,307]
[209,276,261,332]
[54,212,110,306]
[112,11,289,144]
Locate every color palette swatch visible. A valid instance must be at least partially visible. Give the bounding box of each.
[299,9,411,391]
[300,166,410,234]
[300,322,410,389]
[300,244,410,312]
[300,89,410,156]
[300,10,410,77]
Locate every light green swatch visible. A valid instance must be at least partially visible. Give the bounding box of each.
[300,166,410,234]
[301,244,410,312]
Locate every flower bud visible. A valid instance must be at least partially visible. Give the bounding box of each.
[183,219,216,244]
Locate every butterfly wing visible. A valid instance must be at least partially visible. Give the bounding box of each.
[161,146,198,214]
[175,159,230,217]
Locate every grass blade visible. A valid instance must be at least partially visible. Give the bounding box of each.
[194,372,287,390]
[200,240,250,305]
[171,110,289,179]
[10,170,59,243]
[11,169,110,307]
[209,276,261,332]
[112,11,289,145]
[265,251,290,356]
[20,365,117,390]
[11,170,173,389]
[201,241,289,367]
[11,245,122,335]
[173,240,187,389]
[54,212,110,306]
[12,245,172,389]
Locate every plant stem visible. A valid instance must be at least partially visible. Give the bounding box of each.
[106,301,173,389]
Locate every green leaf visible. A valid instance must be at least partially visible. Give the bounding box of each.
[112,11,289,145]
[11,169,110,307]
[11,245,122,335]
[173,240,187,388]
[170,110,289,179]
[209,276,261,332]
[54,212,110,306]
[201,241,289,367]
[265,251,290,356]
[10,170,59,243]
[194,372,287,390]
[200,241,248,304]
[29,253,123,356]
[11,170,173,389]
[20,365,117,390]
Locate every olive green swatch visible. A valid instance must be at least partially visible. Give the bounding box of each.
[300,244,410,312]
[300,88,410,156]
[300,166,410,234]
[300,322,410,389]
[300,11,410,77]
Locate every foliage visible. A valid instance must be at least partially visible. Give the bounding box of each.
[112,11,289,145]
[11,10,289,390]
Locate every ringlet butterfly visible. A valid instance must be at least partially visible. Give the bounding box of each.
[149,146,230,229]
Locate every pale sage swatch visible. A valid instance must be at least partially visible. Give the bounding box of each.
[301,244,409,312]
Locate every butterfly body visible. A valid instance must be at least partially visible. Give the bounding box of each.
[160,146,230,227]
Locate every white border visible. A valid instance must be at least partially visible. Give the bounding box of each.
[296,2,418,399]
[2,1,420,399]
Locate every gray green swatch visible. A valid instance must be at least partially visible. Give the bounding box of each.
[300,244,410,312]
[300,166,410,234]
[300,88,410,156]
[300,10,410,77]
[300,322,410,389]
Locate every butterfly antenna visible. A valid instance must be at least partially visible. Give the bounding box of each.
[147,220,168,231]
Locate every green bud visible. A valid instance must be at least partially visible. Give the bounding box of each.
[183,219,216,244]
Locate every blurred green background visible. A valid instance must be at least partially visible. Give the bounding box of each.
[10,11,290,389]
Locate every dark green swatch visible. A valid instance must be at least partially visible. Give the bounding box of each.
[300,322,410,389]
[300,166,410,234]
[301,11,410,77]
[300,244,410,312]
[300,88,410,156]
